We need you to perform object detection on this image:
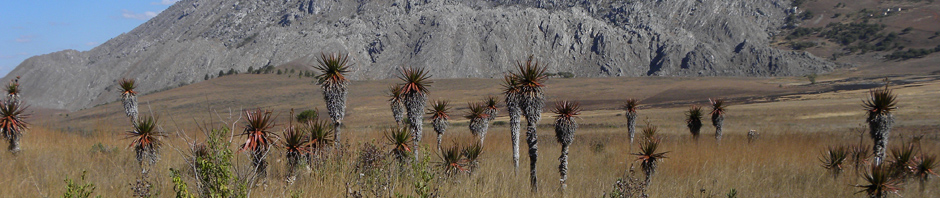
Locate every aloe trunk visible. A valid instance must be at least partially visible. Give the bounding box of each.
[508,104,522,174]
[521,94,543,192]
[123,95,138,122]
[403,93,427,158]
[322,85,347,146]
[868,113,893,166]
[626,111,637,143]
[712,114,723,141]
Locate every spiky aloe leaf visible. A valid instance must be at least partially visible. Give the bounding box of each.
[863,85,898,117]
[304,118,334,152]
[888,144,916,177]
[464,141,483,172]
[633,138,669,185]
[466,102,490,138]
[314,53,351,87]
[5,76,20,97]
[686,105,704,139]
[551,100,580,146]
[819,146,849,177]
[709,98,726,116]
[856,165,901,198]
[126,116,165,165]
[484,96,499,121]
[384,127,412,162]
[914,154,939,182]
[239,109,276,152]
[641,122,658,140]
[0,100,28,141]
[398,67,432,96]
[119,78,137,97]
[620,99,639,113]
[439,143,466,175]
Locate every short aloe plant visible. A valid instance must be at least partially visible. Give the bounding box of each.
[856,165,901,198]
[428,100,450,151]
[463,141,483,173]
[439,142,466,176]
[820,146,849,178]
[466,102,490,144]
[913,154,938,185]
[314,53,351,147]
[686,105,704,141]
[280,125,310,174]
[119,78,139,122]
[239,109,276,177]
[304,118,334,156]
[634,137,668,187]
[888,144,916,178]
[384,127,412,163]
[0,99,28,154]
[483,95,499,122]
[126,115,165,170]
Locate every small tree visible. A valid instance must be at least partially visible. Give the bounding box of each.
[501,75,523,174]
[512,55,548,192]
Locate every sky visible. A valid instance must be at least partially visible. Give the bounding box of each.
[0,0,179,77]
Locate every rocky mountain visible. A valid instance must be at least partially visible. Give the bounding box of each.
[5,0,838,111]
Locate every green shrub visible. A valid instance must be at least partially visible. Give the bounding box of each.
[296,109,319,122]
[63,170,100,198]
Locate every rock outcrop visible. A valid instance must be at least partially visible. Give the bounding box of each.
[4,0,838,110]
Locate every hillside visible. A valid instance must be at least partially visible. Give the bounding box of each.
[4,0,838,111]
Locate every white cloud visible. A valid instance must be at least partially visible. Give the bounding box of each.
[121,9,159,20]
[14,35,34,43]
[85,42,99,46]
[151,0,179,5]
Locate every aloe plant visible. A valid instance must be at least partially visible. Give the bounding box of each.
[863,84,897,166]
[314,53,351,147]
[552,100,581,191]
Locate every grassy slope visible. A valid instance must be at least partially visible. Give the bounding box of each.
[7,69,939,197]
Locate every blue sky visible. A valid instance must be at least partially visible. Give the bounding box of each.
[0,0,179,77]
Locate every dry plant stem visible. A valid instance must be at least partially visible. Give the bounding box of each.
[712,115,723,142]
[525,119,539,192]
[404,92,426,159]
[559,143,569,191]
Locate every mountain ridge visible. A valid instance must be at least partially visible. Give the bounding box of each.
[4,0,838,110]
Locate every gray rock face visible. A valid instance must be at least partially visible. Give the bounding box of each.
[5,0,837,110]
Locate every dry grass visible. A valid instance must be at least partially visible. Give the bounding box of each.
[7,74,940,197]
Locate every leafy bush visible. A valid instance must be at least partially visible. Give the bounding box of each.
[822,23,885,45]
[790,41,817,50]
[63,170,100,198]
[296,109,319,122]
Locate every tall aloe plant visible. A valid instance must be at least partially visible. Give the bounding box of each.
[397,67,432,158]
[552,100,581,191]
[502,75,523,174]
[4,76,20,105]
[512,55,548,192]
[314,53,350,146]
[621,99,639,143]
[709,98,727,142]
[864,84,897,166]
